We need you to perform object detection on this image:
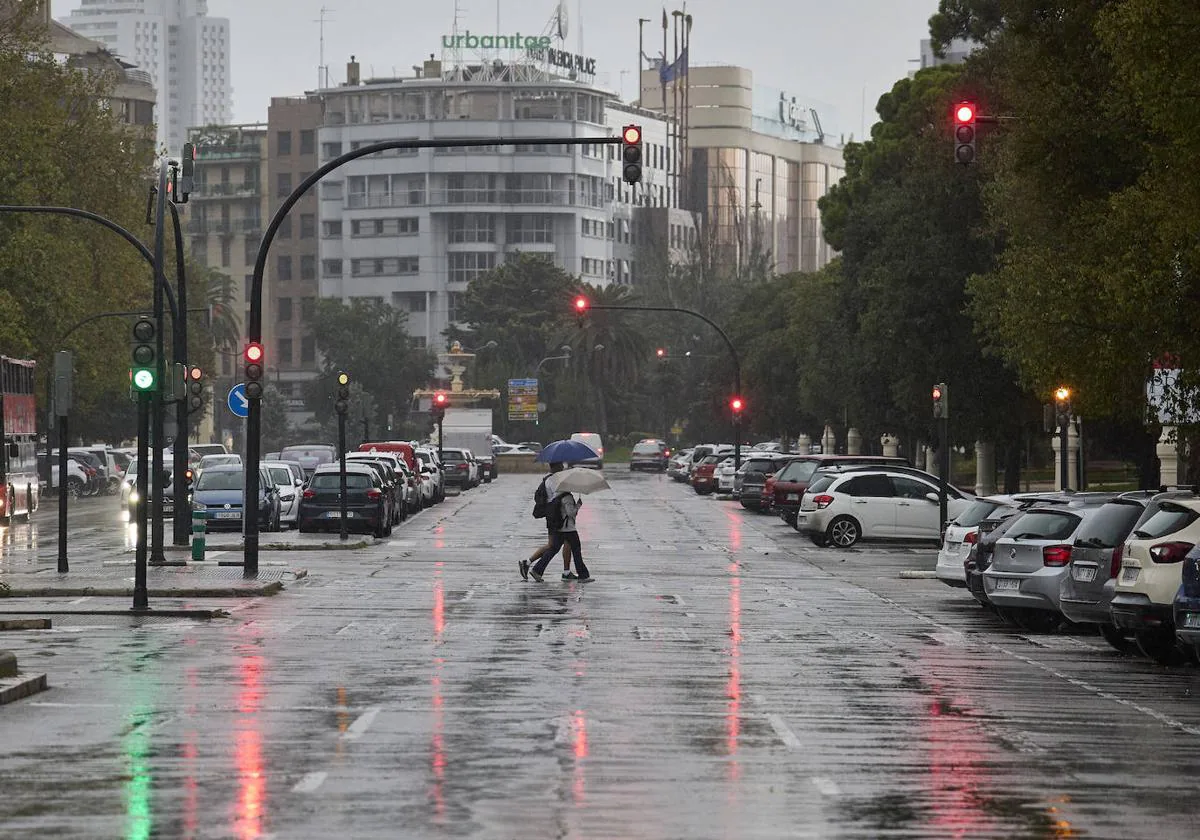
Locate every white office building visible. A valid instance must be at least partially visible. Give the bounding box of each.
[316,56,689,351]
[60,0,231,154]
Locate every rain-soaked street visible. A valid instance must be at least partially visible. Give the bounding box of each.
[5,470,1200,838]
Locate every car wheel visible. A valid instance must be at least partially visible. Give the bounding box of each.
[1134,626,1190,665]
[66,477,83,500]
[1099,623,1138,654]
[809,533,829,547]
[1012,608,1061,633]
[298,521,313,534]
[373,519,387,538]
[783,511,798,528]
[825,516,860,548]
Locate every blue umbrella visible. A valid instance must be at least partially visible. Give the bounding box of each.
[535,439,598,464]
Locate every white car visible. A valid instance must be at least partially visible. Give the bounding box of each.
[414,448,442,504]
[715,457,738,493]
[263,460,305,527]
[798,469,973,548]
[936,493,1065,587]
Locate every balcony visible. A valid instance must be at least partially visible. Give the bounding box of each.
[198,144,263,162]
[183,219,234,235]
[193,182,260,200]
[237,218,262,236]
[425,189,608,209]
[346,192,425,209]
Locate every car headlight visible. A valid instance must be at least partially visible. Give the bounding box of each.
[129,491,140,503]
[192,502,207,511]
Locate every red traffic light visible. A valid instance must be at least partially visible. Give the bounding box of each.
[574,296,589,312]
[244,342,264,363]
[932,385,943,401]
[188,365,203,381]
[656,348,666,358]
[433,392,448,406]
[730,396,745,413]
[622,125,641,145]
[954,102,976,124]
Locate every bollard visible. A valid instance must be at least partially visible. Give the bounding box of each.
[191,509,207,561]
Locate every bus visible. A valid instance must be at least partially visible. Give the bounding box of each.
[0,356,39,522]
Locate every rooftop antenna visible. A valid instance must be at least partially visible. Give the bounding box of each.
[314,6,335,89]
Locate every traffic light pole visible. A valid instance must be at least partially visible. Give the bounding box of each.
[337,413,348,542]
[133,392,151,612]
[56,412,68,573]
[168,201,191,547]
[1059,415,1070,492]
[149,160,169,565]
[243,134,626,575]
[939,415,950,530]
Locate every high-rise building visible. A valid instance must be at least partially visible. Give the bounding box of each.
[640,64,845,274]
[60,0,231,154]
[267,95,325,427]
[316,55,688,352]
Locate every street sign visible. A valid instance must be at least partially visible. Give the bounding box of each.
[507,378,539,421]
[227,383,249,418]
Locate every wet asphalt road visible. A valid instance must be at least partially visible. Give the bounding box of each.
[4,470,1200,838]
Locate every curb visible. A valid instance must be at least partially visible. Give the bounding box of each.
[0,672,49,705]
[0,650,15,678]
[164,540,370,552]
[0,581,284,599]
[0,608,227,618]
[899,570,938,579]
[0,618,51,631]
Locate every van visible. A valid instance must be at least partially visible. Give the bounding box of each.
[569,432,603,469]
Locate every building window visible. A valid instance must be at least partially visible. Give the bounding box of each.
[321,220,343,237]
[301,297,316,320]
[350,217,418,237]
[243,237,258,263]
[392,291,426,312]
[321,259,343,276]
[278,337,293,364]
[278,215,292,238]
[412,335,427,349]
[350,257,419,276]
[301,336,316,363]
[300,214,316,239]
[447,291,465,323]
[507,214,554,244]
[276,130,291,155]
[277,255,292,282]
[244,276,253,302]
[220,239,231,267]
[448,213,495,243]
[300,255,316,280]
[299,129,315,155]
[276,172,292,198]
[278,297,292,321]
[321,141,342,159]
[447,251,495,284]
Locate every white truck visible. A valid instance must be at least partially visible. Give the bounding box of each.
[439,407,496,481]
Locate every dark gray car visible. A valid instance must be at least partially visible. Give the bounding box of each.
[736,454,794,510]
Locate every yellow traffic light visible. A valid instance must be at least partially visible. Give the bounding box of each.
[1055,386,1071,402]
[337,372,350,386]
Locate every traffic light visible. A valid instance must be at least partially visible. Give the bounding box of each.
[1054,386,1072,424]
[574,295,589,326]
[953,101,976,164]
[130,317,157,393]
[656,348,666,360]
[243,342,265,399]
[621,125,643,185]
[932,382,948,419]
[335,371,350,415]
[730,396,745,416]
[179,142,195,202]
[432,391,448,423]
[186,365,204,412]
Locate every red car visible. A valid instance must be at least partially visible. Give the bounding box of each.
[691,453,730,495]
[770,455,908,526]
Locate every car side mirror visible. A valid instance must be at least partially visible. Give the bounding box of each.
[925,492,939,504]
[295,478,304,486]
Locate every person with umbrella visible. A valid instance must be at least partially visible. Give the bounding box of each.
[520,462,578,581]
[524,463,610,583]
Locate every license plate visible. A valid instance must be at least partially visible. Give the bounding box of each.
[1121,567,1140,584]
[994,578,1021,591]
[214,511,239,520]
[322,510,356,518]
[786,493,799,501]
[1071,565,1097,582]
[1184,613,1200,629]
[947,541,961,550]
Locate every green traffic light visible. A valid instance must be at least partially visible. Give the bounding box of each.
[131,368,156,391]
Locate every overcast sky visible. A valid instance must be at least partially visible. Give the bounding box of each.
[205,0,940,141]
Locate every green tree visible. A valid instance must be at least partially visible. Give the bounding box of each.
[261,384,293,453]
[305,298,434,431]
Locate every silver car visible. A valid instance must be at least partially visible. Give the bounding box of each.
[984,494,1119,631]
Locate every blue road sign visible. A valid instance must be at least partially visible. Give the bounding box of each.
[227,383,249,418]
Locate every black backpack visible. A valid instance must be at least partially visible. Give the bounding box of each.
[532,477,550,519]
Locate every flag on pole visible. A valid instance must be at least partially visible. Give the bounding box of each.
[659,47,688,83]
[662,8,668,29]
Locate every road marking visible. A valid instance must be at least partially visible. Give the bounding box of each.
[811,777,841,797]
[342,706,381,741]
[292,771,327,793]
[67,596,91,605]
[766,713,802,748]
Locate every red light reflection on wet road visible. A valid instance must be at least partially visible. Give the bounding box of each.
[727,558,742,783]
[573,709,588,804]
[431,561,446,821]
[233,656,265,840]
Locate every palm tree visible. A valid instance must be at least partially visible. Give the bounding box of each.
[202,271,241,353]
[564,282,651,435]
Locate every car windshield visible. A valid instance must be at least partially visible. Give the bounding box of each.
[312,473,372,489]
[267,467,292,485]
[776,461,819,482]
[743,459,777,474]
[442,452,466,462]
[1006,510,1082,541]
[632,444,662,454]
[1072,500,1144,548]
[1132,503,1200,540]
[280,447,335,466]
[196,470,243,491]
[806,475,835,494]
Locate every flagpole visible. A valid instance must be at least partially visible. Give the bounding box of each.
[638,18,649,103]
[661,8,668,112]
[672,9,680,208]
[682,12,692,210]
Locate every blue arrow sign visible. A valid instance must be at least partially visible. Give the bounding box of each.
[227,383,249,418]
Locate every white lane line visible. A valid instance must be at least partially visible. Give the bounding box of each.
[292,771,328,793]
[766,713,802,748]
[811,777,841,797]
[342,706,381,741]
[67,596,91,605]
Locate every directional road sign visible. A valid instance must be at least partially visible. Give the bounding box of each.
[227,383,249,418]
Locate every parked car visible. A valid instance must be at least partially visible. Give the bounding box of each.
[936,494,1063,588]
[691,453,733,495]
[191,443,229,458]
[983,494,1119,632]
[73,446,122,494]
[262,460,306,528]
[278,444,338,478]
[1173,546,1200,659]
[736,454,796,510]
[1111,494,1200,664]
[667,448,694,481]
[415,448,445,501]
[198,453,242,477]
[192,464,281,532]
[797,469,973,548]
[124,462,181,520]
[965,508,1029,607]
[298,463,390,536]
[439,447,476,490]
[630,440,669,472]
[770,455,909,528]
[569,432,603,469]
[346,452,411,521]
[1059,492,1164,651]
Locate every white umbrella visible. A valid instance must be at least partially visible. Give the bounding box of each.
[547,467,610,495]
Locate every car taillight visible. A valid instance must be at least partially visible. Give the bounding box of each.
[813,494,834,509]
[963,531,979,545]
[457,464,467,471]
[1149,541,1194,564]
[1109,544,1124,579]
[302,489,316,499]
[1043,545,1072,567]
[367,488,382,499]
